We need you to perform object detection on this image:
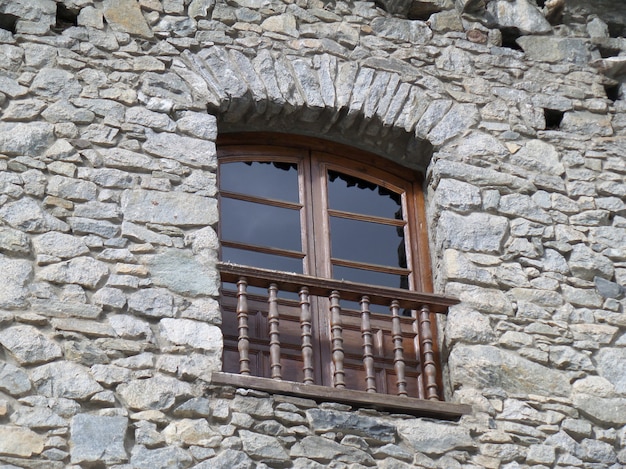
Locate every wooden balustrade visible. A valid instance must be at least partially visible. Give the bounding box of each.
[219,262,459,402]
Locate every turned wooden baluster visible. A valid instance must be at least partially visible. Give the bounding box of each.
[329,290,345,389]
[236,277,250,375]
[360,296,376,393]
[419,304,439,400]
[268,283,282,380]
[391,300,408,396]
[299,286,314,384]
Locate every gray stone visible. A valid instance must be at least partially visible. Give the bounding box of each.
[549,345,594,371]
[10,406,66,429]
[31,361,103,400]
[595,348,626,394]
[306,409,396,443]
[290,435,375,465]
[561,111,613,136]
[428,103,479,145]
[176,111,217,140]
[240,430,289,463]
[98,148,159,171]
[70,414,128,465]
[90,364,133,386]
[143,130,216,169]
[526,444,556,465]
[499,193,552,223]
[437,212,509,253]
[449,344,571,396]
[0,324,62,365]
[38,256,109,288]
[518,36,591,65]
[42,100,96,124]
[117,374,193,411]
[0,197,68,233]
[122,189,217,227]
[0,426,45,458]
[396,419,474,456]
[487,0,551,34]
[33,232,89,258]
[193,449,253,469]
[569,244,614,281]
[128,288,176,318]
[46,176,97,202]
[0,122,54,157]
[67,217,119,238]
[371,17,432,44]
[159,318,222,355]
[435,179,481,212]
[0,255,31,309]
[130,445,192,469]
[511,139,564,176]
[162,418,219,446]
[581,438,617,464]
[573,394,626,426]
[172,397,212,418]
[148,249,219,297]
[445,305,495,345]
[2,99,47,121]
[126,107,175,131]
[443,249,497,286]
[0,362,32,396]
[31,68,81,99]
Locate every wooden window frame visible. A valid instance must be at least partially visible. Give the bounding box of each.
[215,133,470,419]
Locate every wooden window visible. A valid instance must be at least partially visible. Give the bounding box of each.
[216,134,468,417]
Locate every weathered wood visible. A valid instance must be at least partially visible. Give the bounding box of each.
[419,304,439,400]
[268,283,282,380]
[391,300,408,396]
[219,262,458,313]
[236,277,250,375]
[330,291,345,389]
[211,372,472,420]
[360,296,376,393]
[299,287,314,384]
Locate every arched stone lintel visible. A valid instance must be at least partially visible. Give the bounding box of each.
[178,47,440,172]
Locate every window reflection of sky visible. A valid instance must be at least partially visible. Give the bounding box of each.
[220,161,298,203]
[328,170,402,219]
[220,198,301,251]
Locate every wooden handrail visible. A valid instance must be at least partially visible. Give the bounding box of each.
[218,262,459,313]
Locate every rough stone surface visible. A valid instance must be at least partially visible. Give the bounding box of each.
[70,414,128,465]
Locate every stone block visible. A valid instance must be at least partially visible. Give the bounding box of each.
[70,414,128,465]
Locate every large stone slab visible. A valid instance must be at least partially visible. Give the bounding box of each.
[147,249,219,297]
[396,419,475,455]
[38,256,109,289]
[437,212,509,254]
[159,318,222,355]
[31,361,103,400]
[0,426,45,457]
[0,122,53,156]
[306,409,396,443]
[143,130,217,168]
[117,374,194,411]
[449,344,572,396]
[122,189,217,227]
[0,324,62,365]
[70,414,128,465]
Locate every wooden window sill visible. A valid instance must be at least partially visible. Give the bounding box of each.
[211,372,471,420]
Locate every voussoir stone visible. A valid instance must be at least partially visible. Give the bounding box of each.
[122,189,218,226]
[38,256,109,288]
[0,324,62,365]
[117,374,194,411]
[70,414,128,465]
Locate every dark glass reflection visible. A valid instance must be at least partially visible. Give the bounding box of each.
[328,170,402,219]
[333,265,409,290]
[221,161,299,202]
[330,216,407,269]
[221,198,301,251]
[221,247,303,274]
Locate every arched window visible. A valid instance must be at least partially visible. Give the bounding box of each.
[216,134,466,416]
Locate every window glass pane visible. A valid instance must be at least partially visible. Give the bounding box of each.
[221,246,303,273]
[330,216,407,269]
[220,161,299,202]
[221,197,301,251]
[328,170,402,219]
[332,265,409,290]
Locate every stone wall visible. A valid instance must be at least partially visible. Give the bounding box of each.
[0,0,625,467]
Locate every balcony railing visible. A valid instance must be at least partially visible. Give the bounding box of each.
[216,262,471,419]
